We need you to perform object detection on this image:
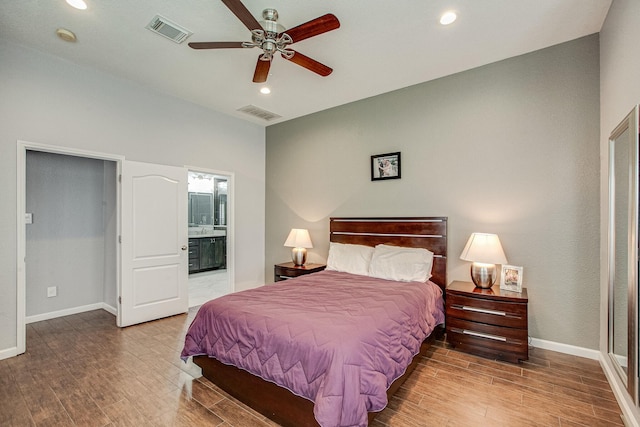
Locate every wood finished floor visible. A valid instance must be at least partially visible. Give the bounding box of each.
[0,309,623,426]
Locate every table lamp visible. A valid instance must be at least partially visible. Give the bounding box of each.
[284,228,313,266]
[459,232,508,288]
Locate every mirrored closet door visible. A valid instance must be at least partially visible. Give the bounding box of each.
[608,105,640,404]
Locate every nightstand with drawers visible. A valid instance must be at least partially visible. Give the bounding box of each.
[445,280,529,363]
[274,262,326,282]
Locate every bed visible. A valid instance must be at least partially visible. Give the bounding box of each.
[181,217,447,427]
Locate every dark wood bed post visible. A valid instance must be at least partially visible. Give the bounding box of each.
[193,216,448,427]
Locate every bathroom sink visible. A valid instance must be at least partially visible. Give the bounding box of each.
[188,229,226,238]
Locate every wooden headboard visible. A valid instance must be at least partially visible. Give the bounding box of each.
[329,217,448,290]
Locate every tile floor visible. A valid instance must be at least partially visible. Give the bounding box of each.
[0,307,624,426]
[188,269,230,308]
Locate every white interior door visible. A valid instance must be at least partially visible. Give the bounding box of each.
[120,160,188,327]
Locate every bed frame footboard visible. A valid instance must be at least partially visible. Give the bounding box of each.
[193,326,444,427]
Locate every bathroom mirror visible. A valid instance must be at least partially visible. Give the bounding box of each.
[214,178,227,226]
[608,105,639,403]
[188,192,213,226]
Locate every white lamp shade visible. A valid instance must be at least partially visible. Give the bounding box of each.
[460,233,508,264]
[284,229,313,249]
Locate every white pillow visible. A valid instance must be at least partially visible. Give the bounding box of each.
[368,244,434,282]
[326,242,374,276]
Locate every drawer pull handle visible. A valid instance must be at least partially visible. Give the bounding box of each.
[461,329,507,342]
[460,305,506,316]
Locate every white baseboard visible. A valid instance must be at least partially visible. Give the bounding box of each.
[101,303,117,316]
[0,346,21,361]
[25,302,116,324]
[530,337,600,360]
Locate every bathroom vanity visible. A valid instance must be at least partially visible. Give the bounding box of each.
[188,232,226,273]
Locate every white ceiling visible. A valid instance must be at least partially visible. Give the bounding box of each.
[0,0,612,126]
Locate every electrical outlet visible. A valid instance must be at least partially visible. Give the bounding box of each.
[47,286,57,298]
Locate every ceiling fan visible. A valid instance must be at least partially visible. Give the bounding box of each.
[189,0,340,83]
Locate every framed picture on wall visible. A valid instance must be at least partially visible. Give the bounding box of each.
[500,265,523,293]
[371,152,401,181]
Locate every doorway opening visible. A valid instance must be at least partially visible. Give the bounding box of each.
[25,151,118,323]
[16,141,123,356]
[187,170,233,306]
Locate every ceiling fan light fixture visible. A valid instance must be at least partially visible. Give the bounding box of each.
[440,11,457,25]
[278,47,294,59]
[249,29,265,44]
[263,40,277,53]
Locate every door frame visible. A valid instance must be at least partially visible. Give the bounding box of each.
[16,140,124,355]
[186,166,235,296]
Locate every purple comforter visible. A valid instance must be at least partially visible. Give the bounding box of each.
[181,270,444,427]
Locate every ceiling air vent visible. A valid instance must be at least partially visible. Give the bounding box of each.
[146,15,192,44]
[237,105,282,121]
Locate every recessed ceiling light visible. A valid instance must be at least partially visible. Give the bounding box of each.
[260,87,271,95]
[56,28,77,42]
[65,0,87,10]
[440,11,457,25]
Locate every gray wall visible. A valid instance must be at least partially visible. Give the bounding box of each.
[599,0,640,422]
[26,151,115,316]
[0,41,265,356]
[266,35,600,349]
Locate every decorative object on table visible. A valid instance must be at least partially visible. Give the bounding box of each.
[371,152,401,181]
[500,265,523,293]
[459,232,508,289]
[284,228,313,266]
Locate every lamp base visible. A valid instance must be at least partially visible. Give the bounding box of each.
[470,263,498,289]
[291,247,307,266]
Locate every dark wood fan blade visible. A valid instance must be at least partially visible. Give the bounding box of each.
[188,41,245,49]
[221,0,262,31]
[282,14,340,44]
[253,57,271,83]
[284,51,332,77]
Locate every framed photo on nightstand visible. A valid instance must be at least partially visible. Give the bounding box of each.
[501,265,523,292]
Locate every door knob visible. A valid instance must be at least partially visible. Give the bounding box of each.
[181,245,187,250]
